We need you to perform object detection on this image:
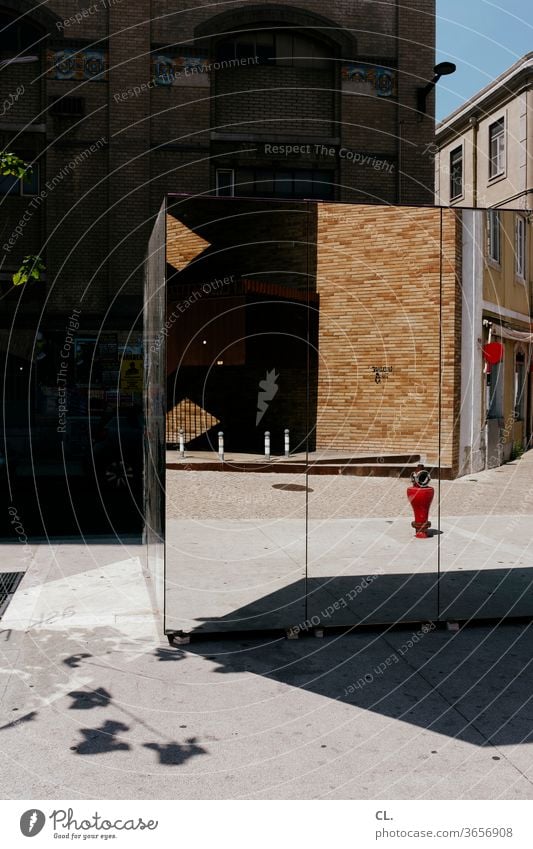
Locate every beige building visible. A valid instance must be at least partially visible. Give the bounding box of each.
[458,209,532,474]
[434,53,533,210]
[433,56,533,473]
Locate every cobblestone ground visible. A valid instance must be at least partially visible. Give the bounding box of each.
[166,450,533,520]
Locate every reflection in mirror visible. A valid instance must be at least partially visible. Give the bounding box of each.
[440,209,533,620]
[305,205,453,626]
[144,200,533,635]
[163,197,314,633]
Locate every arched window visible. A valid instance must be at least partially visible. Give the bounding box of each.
[0,10,42,54]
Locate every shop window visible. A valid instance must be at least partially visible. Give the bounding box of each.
[515,214,526,279]
[449,146,463,200]
[487,209,501,264]
[514,350,526,421]
[489,117,505,179]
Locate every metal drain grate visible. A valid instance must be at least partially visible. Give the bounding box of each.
[0,572,24,618]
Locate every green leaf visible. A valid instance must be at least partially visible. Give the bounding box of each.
[11,254,46,286]
[0,151,31,179]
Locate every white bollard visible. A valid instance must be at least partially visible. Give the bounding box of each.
[264,430,271,461]
[218,431,224,462]
[178,428,185,458]
[284,428,290,458]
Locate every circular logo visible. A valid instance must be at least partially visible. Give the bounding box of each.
[20,810,46,837]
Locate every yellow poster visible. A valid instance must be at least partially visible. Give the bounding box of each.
[120,355,143,392]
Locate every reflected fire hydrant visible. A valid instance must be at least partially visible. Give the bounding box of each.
[407,465,434,539]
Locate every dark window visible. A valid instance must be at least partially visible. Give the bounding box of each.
[488,358,504,419]
[215,30,331,68]
[0,173,18,195]
[514,351,526,421]
[215,169,235,197]
[449,146,463,200]
[0,11,42,52]
[487,210,501,264]
[49,95,85,118]
[0,155,39,196]
[237,168,334,199]
[515,215,526,279]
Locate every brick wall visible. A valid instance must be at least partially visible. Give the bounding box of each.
[315,203,460,471]
[214,65,336,138]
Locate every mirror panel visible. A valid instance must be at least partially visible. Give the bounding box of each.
[439,209,533,620]
[164,198,313,633]
[306,205,449,626]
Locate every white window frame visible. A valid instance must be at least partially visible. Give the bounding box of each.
[487,209,501,265]
[215,168,235,197]
[449,145,463,201]
[515,214,527,280]
[489,117,505,179]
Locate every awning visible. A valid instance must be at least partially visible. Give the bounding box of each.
[491,325,533,343]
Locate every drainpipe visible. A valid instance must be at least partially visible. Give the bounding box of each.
[469,115,479,208]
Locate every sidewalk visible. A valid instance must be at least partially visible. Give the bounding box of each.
[1,537,533,799]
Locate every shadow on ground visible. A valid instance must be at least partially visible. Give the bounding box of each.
[182,622,533,748]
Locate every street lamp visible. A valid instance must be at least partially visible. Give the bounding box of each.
[417,61,457,116]
[0,55,38,70]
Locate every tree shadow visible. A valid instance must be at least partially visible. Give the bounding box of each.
[143,737,207,765]
[154,647,187,662]
[68,687,111,709]
[0,710,38,731]
[64,653,92,668]
[74,719,131,755]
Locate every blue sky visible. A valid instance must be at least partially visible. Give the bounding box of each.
[436,0,533,120]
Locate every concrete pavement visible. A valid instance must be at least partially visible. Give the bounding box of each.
[165,451,533,631]
[1,537,533,799]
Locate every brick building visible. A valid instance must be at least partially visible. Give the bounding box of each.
[153,197,531,485]
[0,0,436,518]
[158,196,458,477]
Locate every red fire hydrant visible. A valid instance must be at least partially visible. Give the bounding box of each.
[407,465,434,538]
